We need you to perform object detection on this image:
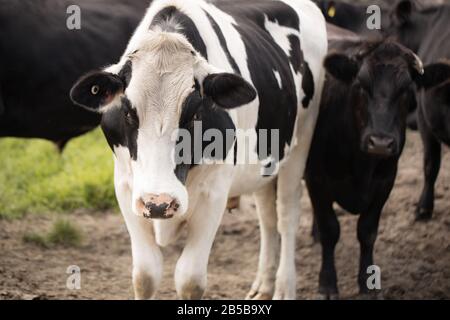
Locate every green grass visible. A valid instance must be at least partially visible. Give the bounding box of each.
[0,129,117,219]
[23,219,83,248]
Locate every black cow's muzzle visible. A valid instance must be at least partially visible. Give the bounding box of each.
[365,135,396,157]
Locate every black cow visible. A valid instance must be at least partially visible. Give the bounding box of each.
[305,26,423,299]
[0,0,147,149]
[385,0,450,220]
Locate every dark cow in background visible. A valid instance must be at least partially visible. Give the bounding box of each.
[0,0,147,149]
[305,25,423,299]
[314,0,389,36]
[386,0,450,220]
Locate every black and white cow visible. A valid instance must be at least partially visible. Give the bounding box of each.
[71,0,327,299]
[305,26,423,299]
[0,0,147,149]
[385,0,450,220]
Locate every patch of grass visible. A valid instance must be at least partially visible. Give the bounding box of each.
[0,129,117,218]
[23,219,83,248]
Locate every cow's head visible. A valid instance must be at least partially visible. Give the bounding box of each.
[70,32,256,219]
[324,40,423,157]
[384,0,427,53]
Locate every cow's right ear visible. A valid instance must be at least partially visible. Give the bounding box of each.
[324,53,359,83]
[394,0,415,24]
[70,71,124,112]
[419,63,450,90]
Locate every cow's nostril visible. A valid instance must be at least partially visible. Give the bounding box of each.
[386,139,395,150]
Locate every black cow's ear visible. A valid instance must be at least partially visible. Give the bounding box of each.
[70,71,124,112]
[419,63,450,90]
[395,0,415,24]
[202,73,257,109]
[324,53,359,83]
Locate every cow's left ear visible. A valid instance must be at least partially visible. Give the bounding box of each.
[418,63,450,90]
[70,71,125,112]
[201,73,257,109]
[194,58,257,109]
[324,53,360,83]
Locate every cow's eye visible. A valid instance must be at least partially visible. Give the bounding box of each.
[91,85,100,95]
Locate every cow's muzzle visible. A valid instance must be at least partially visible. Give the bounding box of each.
[365,135,396,157]
[138,193,180,220]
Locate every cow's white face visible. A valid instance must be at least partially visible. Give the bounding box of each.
[70,31,256,219]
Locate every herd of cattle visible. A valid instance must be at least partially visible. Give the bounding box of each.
[1,0,449,299]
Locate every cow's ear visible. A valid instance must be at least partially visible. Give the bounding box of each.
[324,53,359,83]
[419,63,450,89]
[194,58,257,109]
[438,82,450,105]
[201,73,257,109]
[70,71,124,112]
[395,0,415,24]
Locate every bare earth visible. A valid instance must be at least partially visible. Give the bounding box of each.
[0,131,449,300]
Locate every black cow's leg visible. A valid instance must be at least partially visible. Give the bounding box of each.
[416,109,441,221]
[357,207,382,296]
[306,179,339,299]
[310,215,320,243]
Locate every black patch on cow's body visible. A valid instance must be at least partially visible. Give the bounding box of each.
[216,1,304,161]
[150,6,208,59]
[101,96,139,160]
[288,34,302,73]
[301,62,315,108]
[204,11,240,73]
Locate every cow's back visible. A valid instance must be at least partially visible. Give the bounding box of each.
[0,0,147,142]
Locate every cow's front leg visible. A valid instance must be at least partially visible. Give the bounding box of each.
[116,182,163,300]
[273,149,308,300]
[175,188,228,299]
[416,107,442,221]
[246,181,279,300]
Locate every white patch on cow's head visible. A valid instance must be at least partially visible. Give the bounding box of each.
[123,32,199,218]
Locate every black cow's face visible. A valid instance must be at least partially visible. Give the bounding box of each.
[325,41,423,157]
[70,32,256,220]
[384,0,425,53]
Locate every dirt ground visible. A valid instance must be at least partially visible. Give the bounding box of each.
[0,131,449,300]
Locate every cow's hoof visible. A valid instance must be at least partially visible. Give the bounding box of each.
[415,207,433,222]
[245,288,272,300]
